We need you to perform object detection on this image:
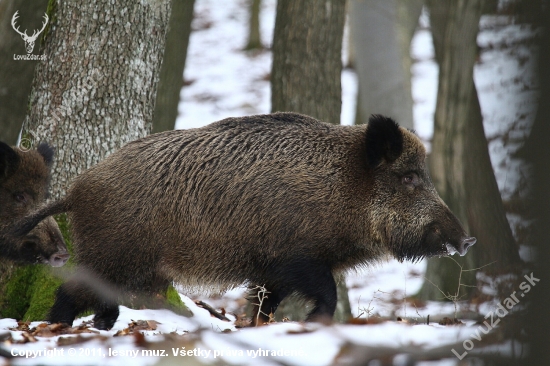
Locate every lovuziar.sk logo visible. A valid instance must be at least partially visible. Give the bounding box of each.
[11,10,48,61]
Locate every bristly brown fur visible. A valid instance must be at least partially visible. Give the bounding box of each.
[22,112,473,329]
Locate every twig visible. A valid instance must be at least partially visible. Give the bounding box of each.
[250,285,272,326]
[194,300,230,321]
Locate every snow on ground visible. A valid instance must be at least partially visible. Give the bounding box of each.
[0,0,537,365]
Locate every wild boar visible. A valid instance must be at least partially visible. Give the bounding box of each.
[0,141,68,267]
[14,112,475,329]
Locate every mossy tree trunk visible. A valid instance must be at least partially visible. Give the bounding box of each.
[152,0,195,133]
[0,0,49,144]
[270,0,351,322]
[0,0,172,321]
[416,0,521,302]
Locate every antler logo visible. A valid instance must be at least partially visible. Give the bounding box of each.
[11,11,49,54]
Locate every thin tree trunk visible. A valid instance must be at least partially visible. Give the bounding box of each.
[416,0,520,301]
[152,0,195,134]
[271,0,345,125]
[0,0,49,144]
[244,0,262,50]
[271,0,350,322]
[349,0,422,129]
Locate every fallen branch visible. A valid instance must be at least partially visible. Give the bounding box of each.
[194,300,230,321]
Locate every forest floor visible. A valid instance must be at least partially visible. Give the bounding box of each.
[0,0,539,365]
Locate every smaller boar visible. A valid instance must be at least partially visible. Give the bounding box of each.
[0,141,68,267]
[14,113,475,329]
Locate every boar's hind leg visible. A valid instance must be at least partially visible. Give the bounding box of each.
[92,301,120,330]
[48,280,91,326]
[48,279,119,330]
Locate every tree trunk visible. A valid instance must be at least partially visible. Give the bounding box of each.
[527,1,550,361]
[152,0,195,134]
[416,0,520,301]
[0,0,49,144]
[0,0,49,319]
[271,0,345,125]
[349,0,422,130]
[0,0,172,321]
[244,0,262,50]
[270,0,350,322]
[23,0,171,200]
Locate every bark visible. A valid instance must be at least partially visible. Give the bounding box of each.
[152,0,195,134]
[244,0,262,50]
[0,0,49,144]
[416,0,521,301]
[270,0,350,322]
[23,0,171,200]
[526,1,550,362]
[0,0,172,321]
[271,0,346,125]
[349,0,423,130]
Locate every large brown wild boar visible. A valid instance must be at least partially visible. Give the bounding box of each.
[14,113,475,329]
[0,141,68,266]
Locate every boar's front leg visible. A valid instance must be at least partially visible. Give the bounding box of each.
[249,285,282,326]
[297,264,337,324]
[250,260,337,325]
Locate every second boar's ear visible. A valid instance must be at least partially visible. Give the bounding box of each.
[365,115,403,169]
[0,141,20,181]
[37,142,55,167]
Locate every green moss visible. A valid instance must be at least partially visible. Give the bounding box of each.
[0,214,73,321]
[42,0,58,46]
[166,285,193,317]
[0,266,37,319]
[55,213,75,256]
[23,268,63,320]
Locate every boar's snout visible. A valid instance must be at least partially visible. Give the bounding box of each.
[21,216,69,267]
[446,236,476,257]
[459,236,476,256]
[49,250,70,267]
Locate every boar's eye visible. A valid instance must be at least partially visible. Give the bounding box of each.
[13,192,27,204]
[401,172,419,187]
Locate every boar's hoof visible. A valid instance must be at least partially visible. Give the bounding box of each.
[93,306,120,331]
[48,251,70,267]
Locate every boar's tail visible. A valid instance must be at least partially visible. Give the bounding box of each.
[11,199,69,236]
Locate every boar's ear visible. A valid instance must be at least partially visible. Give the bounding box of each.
[37,142,55,167]
[0,141,20,181]
[365,115,403,169]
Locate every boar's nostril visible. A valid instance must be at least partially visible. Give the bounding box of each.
[49,252,70,267]
[459,237,476,256]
